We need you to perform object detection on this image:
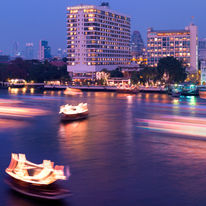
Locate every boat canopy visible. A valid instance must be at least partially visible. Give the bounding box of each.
[6,153,70,186]
[59,103,88,115]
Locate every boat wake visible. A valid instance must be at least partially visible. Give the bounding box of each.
[136,115,206,138]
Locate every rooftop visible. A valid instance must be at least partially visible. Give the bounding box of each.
[67,4,130,18]
[148,28,189,33]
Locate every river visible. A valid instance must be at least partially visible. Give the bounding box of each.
[0,89,206,206]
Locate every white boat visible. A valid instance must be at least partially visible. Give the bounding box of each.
[64,88,83,95]
[5,153,70,199]
[59,103,89,121]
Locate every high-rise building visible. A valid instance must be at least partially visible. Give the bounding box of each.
[66,3,131,77]
[57,48,63,58]
[199,38,206,61]
[62,49,67,58]
[131,30,144,58]
[39,40,51,60]
[200,60,206,85]
[12,41,20,58]
[147,24,198,73]
[25,43,34,60]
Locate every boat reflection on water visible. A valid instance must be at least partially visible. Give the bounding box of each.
[5,153,71,200]
[5,190,68,206]
[0,119,28,130]
[8,87,27,95]
[58,120,88,157]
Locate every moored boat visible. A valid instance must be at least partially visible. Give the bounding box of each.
[59,103,89,121]
[171,92,181,97]
[171,89,181,97]
[64,87,83,95]
[199,86,206,99]
[5,153,70,199]
[8,79,27,88]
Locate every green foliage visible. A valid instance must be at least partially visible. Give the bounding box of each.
[130,71,139,85]
[109,68,123,78]
[157,57,187,84]
[0,58,70,83]
[128,57,186,85]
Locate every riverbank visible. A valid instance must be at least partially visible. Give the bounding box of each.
[1,82,167,94]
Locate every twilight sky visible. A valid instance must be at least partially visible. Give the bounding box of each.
[0,0,205,56]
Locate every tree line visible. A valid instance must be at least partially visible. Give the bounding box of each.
[0,58,70,83]
[129,57,187,85]
[0,57,188,85]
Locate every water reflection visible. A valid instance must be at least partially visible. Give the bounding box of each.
[0,119,28,130]
[137,115,206,138]
[0,106,48,118]
[6,190,68,206]
[8,87,27,95]
[58,120,89,156]
[2,91,206,206]
[0,98,22,105]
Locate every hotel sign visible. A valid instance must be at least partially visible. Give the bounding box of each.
[157,32,190,36]
[67,5,94,10]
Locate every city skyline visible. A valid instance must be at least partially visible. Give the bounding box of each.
[0,0,205,55]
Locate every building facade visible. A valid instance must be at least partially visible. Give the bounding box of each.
[25,43,34,60]
[0,55,10,63]
[12,41,20,58]
[201,61,206,85]
[39,40,51,60]
[66,3,131,77]
[147,24,198,73]
[131,30,144,58]
[199,38,206,61]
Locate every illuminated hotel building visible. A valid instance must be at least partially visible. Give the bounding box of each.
[66,3,131,78]
[147,24,198,73]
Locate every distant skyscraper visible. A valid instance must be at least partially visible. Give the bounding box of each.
[200,60,206,85]
[66,3,131,76]
[147,23,198,73]
[25,43,34,60]
[57,48,63,58]
[12,41,20,58]
[131,31,145,58]
[199,38,206,61]
[62,49,67,58]
[38,40,51,60]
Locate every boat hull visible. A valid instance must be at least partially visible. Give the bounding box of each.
[60,111,89,121]
[5,177,70,200]
[171,92,181,97]
[199,90,206,99]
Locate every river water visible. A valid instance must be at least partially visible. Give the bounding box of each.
[1,89,206,206]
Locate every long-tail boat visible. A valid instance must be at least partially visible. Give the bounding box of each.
[5,153,71,199]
